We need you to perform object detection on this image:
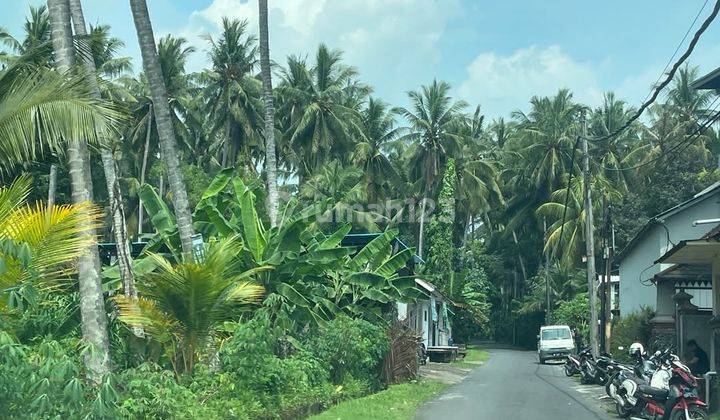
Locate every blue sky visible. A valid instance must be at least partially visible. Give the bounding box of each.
[6,0,720,120]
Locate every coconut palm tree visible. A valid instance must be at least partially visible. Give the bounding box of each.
[203,18,262,170]
[279,44,366,181]
[129,0,195,258]
[47,0,110,382]
[393,80,467,256]
[588,93,641,193]
[258,0,279,227]
[113,237,265,375]
[511,89,583,199]
[0,5,52,67]
[300,160,382,232]
[68,0,136,301]
[353,97,400,204]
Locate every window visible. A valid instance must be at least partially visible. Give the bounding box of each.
[424,310,427,321]
[541,328,571,340]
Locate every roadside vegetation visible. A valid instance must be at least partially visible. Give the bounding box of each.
[311,380,448,420]
[1,1,719,418]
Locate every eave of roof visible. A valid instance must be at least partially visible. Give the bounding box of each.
[692,66,720,90]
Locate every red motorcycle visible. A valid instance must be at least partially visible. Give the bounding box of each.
[616,349,707,419]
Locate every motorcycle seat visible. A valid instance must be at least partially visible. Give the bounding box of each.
[637,384,668,401]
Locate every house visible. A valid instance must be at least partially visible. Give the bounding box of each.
[397,278,453,348]
[617,182,720,317]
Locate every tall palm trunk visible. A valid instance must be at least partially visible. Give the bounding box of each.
[138,104,152,237]
[69,0,137,299]
[417,194,427,259]
[258,0,279,227]
[129,0,195,258]
[47,163,57,208]
[47,0,110,383]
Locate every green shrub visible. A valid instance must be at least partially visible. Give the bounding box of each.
[609,307,654,362]
[220,316,338,417]
[554,294,589,341]
[0,331,118,419]
[306,315,389,388]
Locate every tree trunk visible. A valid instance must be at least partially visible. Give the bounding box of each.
[69,0,137,300]
[417,195,427,259]
[258,0,279,227]
[512,230,528,285]
[129,0,195,258]
[221,117,230,168]
[47,0,110,383]
[47,163,57,209]
[138,104,152,237]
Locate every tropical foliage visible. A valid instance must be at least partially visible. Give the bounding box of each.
[2,1,720,416]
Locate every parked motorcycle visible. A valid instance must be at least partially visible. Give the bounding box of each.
[580,350,615,385]
[607,344,657,401]
[615,349,707,419]
[564,348,590,377]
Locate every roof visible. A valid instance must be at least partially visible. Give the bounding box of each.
[616,181,720,262]
[653,263,711,287]
[654,237,720,265]
[692,66,720,90]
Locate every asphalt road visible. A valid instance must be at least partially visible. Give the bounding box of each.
[416,346,612,420]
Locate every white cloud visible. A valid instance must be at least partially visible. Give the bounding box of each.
[176,0,460,104]
[458,45,604,119]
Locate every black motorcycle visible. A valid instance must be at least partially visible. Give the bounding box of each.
[581,351,615,385]
[565,348,590,377]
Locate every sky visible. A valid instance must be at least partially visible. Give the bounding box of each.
[6,0,720,120]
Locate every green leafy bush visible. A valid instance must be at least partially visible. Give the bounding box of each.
[220,315,338,417]
[306,316,389,388]
[610,307,654,362]
[0,332,118,419]
[554,294,589,341]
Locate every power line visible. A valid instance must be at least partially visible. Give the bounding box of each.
[595,0,720,142]
[639,0,710,106]
[594,104,720,172]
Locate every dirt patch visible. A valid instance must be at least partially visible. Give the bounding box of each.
[418,362,474,385]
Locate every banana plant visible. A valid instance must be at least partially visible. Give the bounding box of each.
[134,170,424,326]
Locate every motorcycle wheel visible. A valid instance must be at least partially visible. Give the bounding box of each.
[580,370,590,384]
[564,363,574,376]
[615,401,632,419]
[669,404,708,420]
[605,380,615,397]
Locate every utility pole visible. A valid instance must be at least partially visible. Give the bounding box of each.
[581,113,599,357]
[604,204,614,353]
[544,217,551,325]
[599,196,606,353]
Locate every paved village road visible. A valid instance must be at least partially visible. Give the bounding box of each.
[416,346,612,420]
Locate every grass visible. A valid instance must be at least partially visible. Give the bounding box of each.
[452,346,490,369]
[310,380,448,420]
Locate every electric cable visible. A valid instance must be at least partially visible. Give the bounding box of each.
[594,0,720,142]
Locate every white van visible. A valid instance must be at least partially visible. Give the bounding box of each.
[537,325,574,364]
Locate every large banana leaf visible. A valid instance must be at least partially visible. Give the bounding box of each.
[138,184,180,258]
[316,224,351,250]
[375,248,412,278]
[349,229,397,270]
[234,178,266,262]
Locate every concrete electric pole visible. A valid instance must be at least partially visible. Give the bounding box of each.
[581,113,599,357]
